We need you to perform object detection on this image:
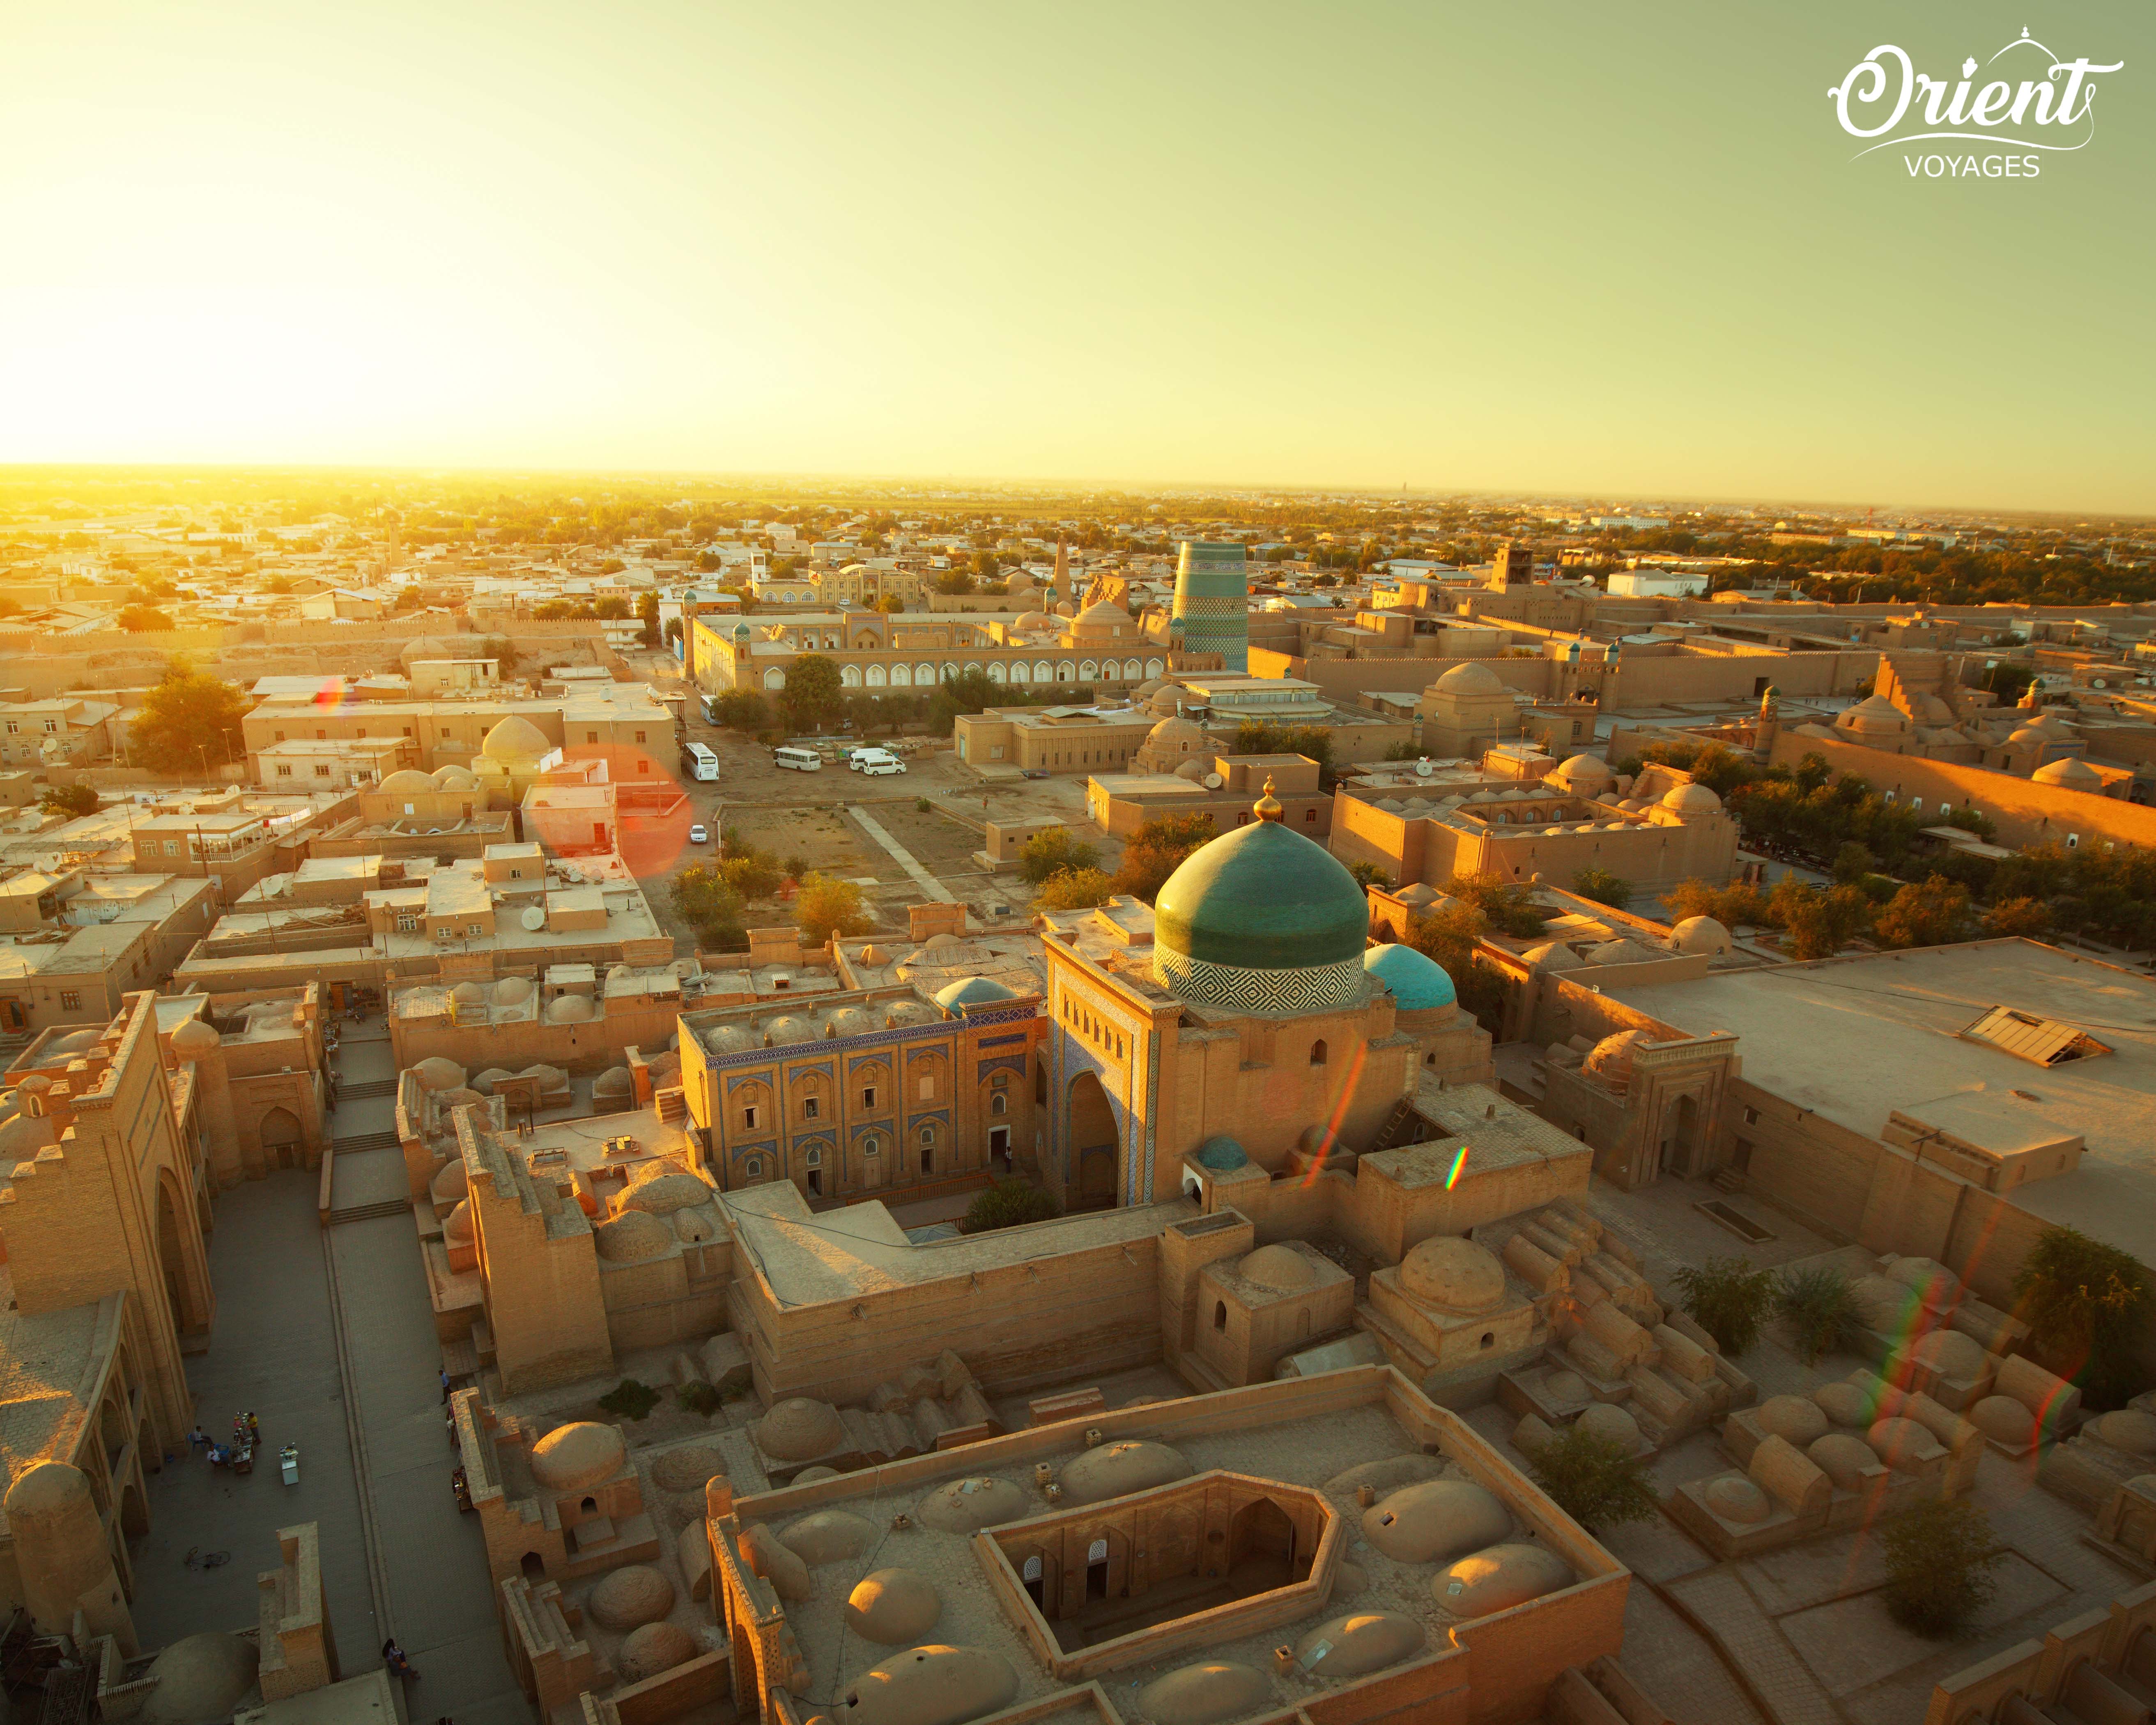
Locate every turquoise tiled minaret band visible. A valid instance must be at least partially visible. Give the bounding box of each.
[1172,540,1249,673]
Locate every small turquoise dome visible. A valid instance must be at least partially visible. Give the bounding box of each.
[933,975,1017,1012]
[1363,943,1456,1011]
[1195,1136,1247,1171]
[1154,819,1368,972]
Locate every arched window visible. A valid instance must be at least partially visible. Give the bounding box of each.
[991,1093,1007,1115]
[1310,1039,1328,1066]
[862,1135,879,1157]
[1213,1301,1227,1331]
[745,1156,763,1179]
[804,1146,822,1167]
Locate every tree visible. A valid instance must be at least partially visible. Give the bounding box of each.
[1771,878,1873,960]
[1777,1267,1866,1366]
[1873,875,1971,949]
[1662,878,1772,928]
[1110,812,1216,903]
[478,634,518,672]
[1830,841,1876,884]
[1401,906,1507,1030]
[711,690,768,734]
[1571,867,1632,910]
[671,863,747,950]
[636,591,661,645]
[780,654,843,733]
[1231,720,1333,772]
[2014,1225,2153,1406]
[1672,1256,1778,1354]
[1345,859,1392,891]
[961,1180,1060,1234]
[930,667,1001,729]
[592,595,633,620]
[1448,872,1546,937]
[796,872,873,945]
[934,568,977,596]
[117,604,172,632]
[39,783,100,819]
[1381,741,1425,762]
[1526,1424,1659,1535]
[1035,867,1113,911]
[1983,896,2053,939]
[1019,827,1099,885]
[130,664,247,773]
[1881,1499,2004,1637]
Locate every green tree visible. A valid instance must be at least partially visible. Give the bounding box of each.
[1526,1424,1659,1535]
[1345,859,1392,891]
[477,634,518,672]
[1400,907,1507,1030]
[1777,1267,1866,1366]
[711,690,768,734]
[130,664,247,773]
[795,872,873,945]
[1381,741,1425,762]
[39,783,100,819]
[1881,1499,2004,1637]
[117,604,173,632]
[1661,878,1772,928]
[1035,867,1113,911]
[1873,875,1971,949]
[930,667,1002,729]
[592,595,633,620]
[1019,827,1099,885]
[636,591,661,645]
[1983,896,2053,939]
[1110,812,1216,903]
[1672,1256,1777,1354]
[1771,878,1873,960]
[961,1180,1060,1234]
[1448,872,1547,938]
[934,568,977,595]
[2014,1225,2154,1405]
[1571,867,1632,910]
[780,654,843,732]
[1231,720,1333,772]
[671,863,747,950]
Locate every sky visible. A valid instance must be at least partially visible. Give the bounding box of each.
[0,1,2149,511]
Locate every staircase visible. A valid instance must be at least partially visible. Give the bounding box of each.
[333,1128,402,1155]
[1710,1166,1748,1194]
[337,1078,398,1101]
[327,1198,411,1227]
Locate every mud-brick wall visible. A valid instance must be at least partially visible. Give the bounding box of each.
[738,1229,1165,1406]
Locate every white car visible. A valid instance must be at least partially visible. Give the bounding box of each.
[687,824,710,844]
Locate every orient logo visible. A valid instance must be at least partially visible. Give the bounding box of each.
[1828,28,2123,179]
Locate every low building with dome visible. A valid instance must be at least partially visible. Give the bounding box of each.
[1331,754,1739,903]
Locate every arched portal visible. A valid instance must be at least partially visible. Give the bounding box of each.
[155,1168,209,1339]
[1067,1070,1121,1210]
[1230,1495,1296,1575]
[258,1105,302,1171]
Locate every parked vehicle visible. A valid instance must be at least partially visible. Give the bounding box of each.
[773,746,823,772]
[1021,768,1050,780]
[857,756,907,776]
[687,824,709,844]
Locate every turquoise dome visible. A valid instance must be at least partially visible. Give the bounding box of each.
[1154,819,1368,972]
[1195,1136,1247,1171]
[933,976,1016,1012]
[1363,943,1456,1010]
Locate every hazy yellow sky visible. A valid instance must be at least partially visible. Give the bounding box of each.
[0,1,2148,509]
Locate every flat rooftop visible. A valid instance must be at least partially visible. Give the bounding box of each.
[734,1369,1621,1725]
[1606,939,2156,1262]
[722,1181,1193,1305]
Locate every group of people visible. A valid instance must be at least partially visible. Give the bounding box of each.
[186,1412,259,1467]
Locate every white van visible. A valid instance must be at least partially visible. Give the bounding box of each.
[857,754,907,777]
[848,747,901,773]
[772,745,823,772]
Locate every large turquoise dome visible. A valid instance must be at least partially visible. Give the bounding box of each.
[1152,811,1371,1015]
[1363,942,1456,1011]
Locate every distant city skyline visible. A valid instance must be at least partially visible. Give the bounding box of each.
[0,1,2148,511]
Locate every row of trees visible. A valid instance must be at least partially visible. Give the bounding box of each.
[669,835,872,952]
[703,660,1093,742]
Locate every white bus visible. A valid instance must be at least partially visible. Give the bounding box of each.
[679,741,720,782]
[772,745,823,772]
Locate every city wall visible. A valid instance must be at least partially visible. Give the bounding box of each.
[1767,732,2156,851]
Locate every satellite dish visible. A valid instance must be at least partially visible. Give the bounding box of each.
[520,905,546,932]
[1414,758,1433,777]
[1203,773,1223,789]
[2092,677,2109,689]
